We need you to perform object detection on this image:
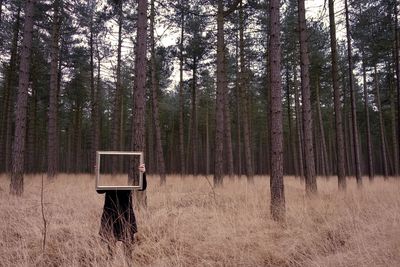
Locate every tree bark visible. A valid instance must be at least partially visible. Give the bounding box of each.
[294,67,304,180]
[111,0,123,173]
[374,66,388,178]
[269,0,285,222]
[395,1,400,177]
[89,0,98,174]
[130,0,148,206]
[362,57,374,180]
[191,60,199,176]
[315,75,329,177]
[345,0,362,186]
[10,0,36,195]
[150,0,166,185]
[239,0,253,181]
[389,64,399,176]
[0,5,21,173]
[214,0,226,186]
[235,42,242,177]
[223,71,234,178]
[298,0,317,194]
[179,0,185,176]
[47,0,61,178]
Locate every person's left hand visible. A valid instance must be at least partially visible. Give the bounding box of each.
[139,163,146,173]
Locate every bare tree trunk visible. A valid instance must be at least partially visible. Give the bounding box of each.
[374,66,389,178]
[47,0,61,178]
[131,0,148,206]
[111,0,123,173]
[269,0,285,222]
[74,106,82,173]
[239,0,253,181]
[10,0,36,195]
[315,75,329,177]
[294,68,304,180]
[235,35,242,177]
[27,86,37,173]
[179,1,185,176]
[345,0,362,186]
[389,65,399,176]
[329,0,346,188]
[298,0,317,194]
[395,1,400,176]
[191,61,199,176]
[89,0,98,174]
[223,78,234,177]
[150,0,166,185]
[214,0,226,186]
[0,0,3,23]
[0,5,20,173]
[206,106,210,176]
[362,57,374,180]
[285,68,293,174]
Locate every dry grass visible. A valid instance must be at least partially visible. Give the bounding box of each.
[0,174,399,267]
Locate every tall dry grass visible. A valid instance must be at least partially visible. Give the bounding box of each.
[0,174,399,267]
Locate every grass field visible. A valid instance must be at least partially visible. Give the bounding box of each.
[0,174,399,267]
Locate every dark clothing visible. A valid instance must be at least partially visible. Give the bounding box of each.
[97,173,147,242]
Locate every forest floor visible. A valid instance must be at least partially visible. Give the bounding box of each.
[0,174,399,267]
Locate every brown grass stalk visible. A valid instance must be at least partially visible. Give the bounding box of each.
[0,174,399,266]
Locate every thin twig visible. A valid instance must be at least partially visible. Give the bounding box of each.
[41,174,48,253]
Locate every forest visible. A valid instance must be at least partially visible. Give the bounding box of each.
[1,0,400,266]
[1,0,399,180]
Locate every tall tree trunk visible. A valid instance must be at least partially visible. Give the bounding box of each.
[286,67,297,176]
[74,105,82,173]
[395,1,400,176]
[235,35,242,177]
[191,61,198,176]
[147,101,154,173]
[89,0,98,174]
[94,46,103,167]
[150,0,166,184]
[27,86,37,173]
[362,57,374,180]
[223,75,234,177]
[206,105,210,176]
[294,67,304,180]
[389,65,399,176]
[0,5,21,173]
[269,0,285,222]
[329,0,346,189]
[47,0,61,179]
[239,0,253,180]
[285,68,293,174]
[298,0,317,194]
[345,0,362,186]
[130,0,148,206]
[10,0,36,195]
[179,1,185,176]
[214,0,226,186]
[111,1,123,173]
[315,75,329,177]
[374,66,389,178]
[0,0,3,23]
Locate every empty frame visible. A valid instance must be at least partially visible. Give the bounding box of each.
[95,151,144,190]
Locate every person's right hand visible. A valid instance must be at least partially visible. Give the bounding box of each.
[139,164,146,173]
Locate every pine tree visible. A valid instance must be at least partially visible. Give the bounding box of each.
[10,0,36,195]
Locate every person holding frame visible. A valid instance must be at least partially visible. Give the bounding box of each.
[96,163,147,257]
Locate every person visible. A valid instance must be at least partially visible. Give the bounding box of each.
[97,163,147,256]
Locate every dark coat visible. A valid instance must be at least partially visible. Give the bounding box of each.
[97,173,147,241]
